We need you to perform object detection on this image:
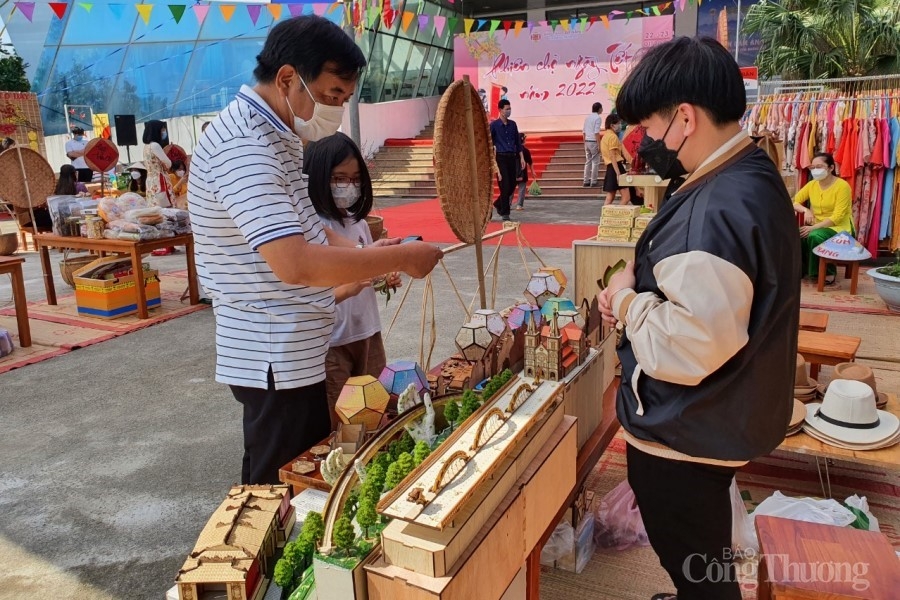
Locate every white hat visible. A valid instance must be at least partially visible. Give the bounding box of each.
[804,379,899,445]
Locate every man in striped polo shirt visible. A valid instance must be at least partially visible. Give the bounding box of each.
[189,16,443,484]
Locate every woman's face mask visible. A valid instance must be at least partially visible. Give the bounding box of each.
[285,75,345,141]
[810,167,828,181]
[130,171,141,180]
[176,170,186,178]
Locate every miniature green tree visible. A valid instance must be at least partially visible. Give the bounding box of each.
[388,439,401,460]
[373,451,392,473]
[332,516,356,557]
[356,495,378,538]
[301,512,325,546]
[443,398,460,428]
[384,461,404,491]
[363,463,386,503]
[295,535,315,565]
[342,488,360,520]
[398,430,415,454]
[413,440,431,466]
[459,391,481,421]
[273,557,294,589]
[501,368,513,382]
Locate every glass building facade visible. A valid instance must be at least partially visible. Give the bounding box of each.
[6,1,458,135]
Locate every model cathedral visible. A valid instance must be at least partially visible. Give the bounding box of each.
[523,312,585,382]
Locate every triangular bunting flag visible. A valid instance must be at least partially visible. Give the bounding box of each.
[609,10,623,16]
[446,16,457,35]
[192,3,209,24]
[366,6,378,27]
[570,18,577,30]
[246,4,261,25]
[463,18,474,34]
[652,5,661,15]
[513,21,523,37]
[489,20,499,34]
[662,2,672,10]
[49,2,67,18]
[601,15,609,29]
[549,19,558,32]
[580,16,587,31]
[219,4,236,22]
[679,0,686,10]
[313,4,326,17]
[401,11,414,32]
[383,0,397,28]
[418,14,429,32]
[136,4,153,24]
[78,3,93,13]
[289,4,305,18]
[641,8,650,15]
[13,2,35,22]
[267,4,281,20]
[502,20,511,33]
[476,18,486,31]
[559,20,569,32]
[527,21,535,35]
[108,3,125,19]
[168,5,186,24]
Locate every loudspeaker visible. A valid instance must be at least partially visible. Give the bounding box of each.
[114,114,137,146]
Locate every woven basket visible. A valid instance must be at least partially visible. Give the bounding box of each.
[365,215,385,241]
[433,79,494,244]
[59,254,97,288]
[0,147,55,209]
[0,232,18,256]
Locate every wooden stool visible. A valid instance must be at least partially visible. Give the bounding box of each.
[799,311,829,332]
[755,515,900,599]
[797,330,860,379]
[817,257,861,294]
[0,255,31,347]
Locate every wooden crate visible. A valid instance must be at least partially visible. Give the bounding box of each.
[367,417,577,600]
[571,239,636,311]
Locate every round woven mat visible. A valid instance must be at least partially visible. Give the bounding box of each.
[433,79,493,244]
[0,147,55,209]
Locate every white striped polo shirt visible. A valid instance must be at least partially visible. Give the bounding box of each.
[188,85,335,390]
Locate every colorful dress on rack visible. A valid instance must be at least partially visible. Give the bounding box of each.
[793,178,854,278]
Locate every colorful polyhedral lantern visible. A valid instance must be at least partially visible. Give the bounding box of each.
[556,309,584,330]
[379,361,429,396]
[540,297,577,320]
[507,302,542,330]
[335,375,390,429]
[455,320,494,361]
[471,308,508,338]
[525,268,567,307]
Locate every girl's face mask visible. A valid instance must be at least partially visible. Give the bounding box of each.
[130,171,141,180]
[331,184,360,209]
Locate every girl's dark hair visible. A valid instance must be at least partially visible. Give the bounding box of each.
[813,152,836,174]
[170,160,185,173]
[303,132,373,224]
[142,120,167,145]
[55,164,79,195]
[605,114,621,129]
[129,169,147,194]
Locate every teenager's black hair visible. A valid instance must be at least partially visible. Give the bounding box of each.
[605,114,621,129]
[55,164,79,195]
[254,16,366,83]
[498,98,511,110]
[616,36,745,126]
[302,132,373,225]
[142,120,167,145]
[592,101,603,114]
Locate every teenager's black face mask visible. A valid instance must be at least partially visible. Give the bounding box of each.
[638,112,688,180]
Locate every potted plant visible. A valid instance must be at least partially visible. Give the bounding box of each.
[868,250,900,313]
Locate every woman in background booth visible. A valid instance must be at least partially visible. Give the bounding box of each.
[55,164,89,196]
[143,119,176,255]
[792,152,853,282]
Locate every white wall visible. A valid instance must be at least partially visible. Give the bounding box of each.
[347,96,441,157]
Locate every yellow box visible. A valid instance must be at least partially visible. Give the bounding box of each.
[599,216,634,228]
[601,204,642,219]
[633,214,655,229]
[596,226,632,239]
[74,270,161,319]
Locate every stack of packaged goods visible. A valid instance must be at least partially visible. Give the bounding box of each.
[596,205,642,242]
[631,213,655,242]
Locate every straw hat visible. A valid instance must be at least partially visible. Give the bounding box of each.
[830,363,888,408]
[801,423,900,451]
[433,79,493,244]
[0,146,55,209]
[804,379,899,446]
[128,161,146,171]
[794,355,816,390]
[789,399,805,429]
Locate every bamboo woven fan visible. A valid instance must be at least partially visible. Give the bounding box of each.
[0,147,55,209]
[433,79,494,244]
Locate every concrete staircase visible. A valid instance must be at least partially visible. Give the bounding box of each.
[370,127,604,199]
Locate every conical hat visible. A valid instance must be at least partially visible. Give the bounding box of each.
[812,232,871,261]
[433,79,493,244]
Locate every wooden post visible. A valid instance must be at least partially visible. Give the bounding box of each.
[461,75,487,310]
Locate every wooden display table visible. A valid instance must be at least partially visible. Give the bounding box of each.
[618,173,670,211]
[799,311,829,332]
[755,515,900,599]
[797,330,861,379]
[34,233,198,319]
[571,238,635,310]
[0,256,31,347]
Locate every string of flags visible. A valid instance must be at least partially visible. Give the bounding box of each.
[7,1,690,34]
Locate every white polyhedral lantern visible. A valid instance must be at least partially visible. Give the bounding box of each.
[471,308,508,338]
[454,320,494,361]
[525,271,562,307]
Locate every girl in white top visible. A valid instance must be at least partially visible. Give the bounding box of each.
[304,133,401,428]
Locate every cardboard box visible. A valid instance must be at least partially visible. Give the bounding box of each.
[74,269,160,319]
[633,214,655,230]
[596,226,632,240]
[555,513,595,574]
[599,215,634,229]
[601,204,642,219]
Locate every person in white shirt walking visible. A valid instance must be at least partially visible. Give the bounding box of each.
[583,102,603,186]
[188,15,443,484]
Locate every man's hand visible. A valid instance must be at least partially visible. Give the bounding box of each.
[598,261,636,325]
[402,241,443,278]
[386,272,403,289]
[597,287,617,326]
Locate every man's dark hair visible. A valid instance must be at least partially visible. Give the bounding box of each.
[592,102,603,114]
[302,132,373,225]
[142,120,167,145]
[605,114,621,129]
[498,99,511,110]
[254,16,367,83]
[72,127,85,135]
[616,37,745,126]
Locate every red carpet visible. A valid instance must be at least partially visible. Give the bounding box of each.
[374,199,596,248]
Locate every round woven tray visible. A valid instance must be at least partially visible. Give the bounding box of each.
[433,79,493,244]
[0,147,55,209]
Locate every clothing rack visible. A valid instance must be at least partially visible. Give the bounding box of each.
[749,94,900,107]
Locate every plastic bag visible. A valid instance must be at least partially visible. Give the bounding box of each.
[844,495,879,532]
[730,478,758,556]
[540,520,574,566]
[751,491,856,527]
[528,180,542,196]
[593,480,650,550]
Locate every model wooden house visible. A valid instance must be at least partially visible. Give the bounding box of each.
[175,484,295,600]
[523,313,586,381]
